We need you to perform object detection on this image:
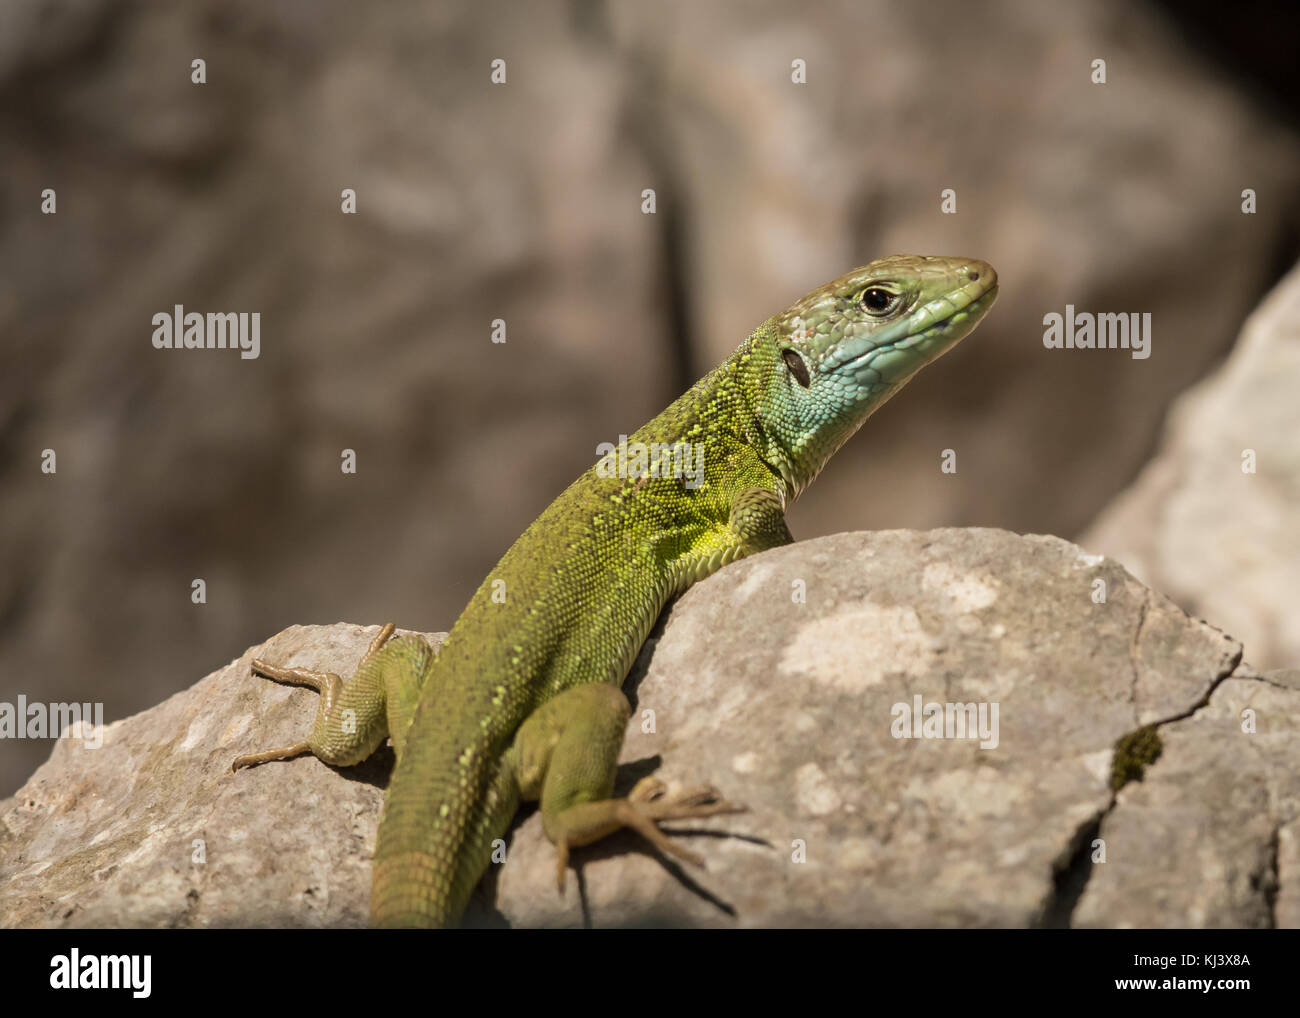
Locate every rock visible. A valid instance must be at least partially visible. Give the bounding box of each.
[6,529,1285,929]
[0,624,419,928]
[1081,259,1300,671]
[1074,669,1300,929]
[488,529,1244,927]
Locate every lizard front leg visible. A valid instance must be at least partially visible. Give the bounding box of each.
[728,486,794,553]
[232,623,436,771]
[502,487,784,893]
[507,683,746,894]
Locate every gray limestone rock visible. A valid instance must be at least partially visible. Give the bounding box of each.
[1082,259,1300,672]
[5,529,1284,929]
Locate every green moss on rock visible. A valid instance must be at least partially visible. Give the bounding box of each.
[1110,725,1163,791]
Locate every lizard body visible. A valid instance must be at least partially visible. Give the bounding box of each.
[234,253,998,926]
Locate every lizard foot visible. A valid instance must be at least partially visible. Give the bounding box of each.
[553,777,747,892]
[231,623,397,771]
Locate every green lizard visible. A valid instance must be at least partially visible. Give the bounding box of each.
[233,253,998,927]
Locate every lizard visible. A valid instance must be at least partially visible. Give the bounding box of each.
[232,253,999,927]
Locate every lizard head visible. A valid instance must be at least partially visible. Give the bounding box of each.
[754,254,998,496]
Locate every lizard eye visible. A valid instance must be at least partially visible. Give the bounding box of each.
[782,348,811,388]
[861,287,899,315]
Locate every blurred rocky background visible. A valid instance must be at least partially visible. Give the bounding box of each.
[2,0,1298,795]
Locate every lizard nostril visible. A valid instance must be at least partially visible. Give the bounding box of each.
[968,271,980,281]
